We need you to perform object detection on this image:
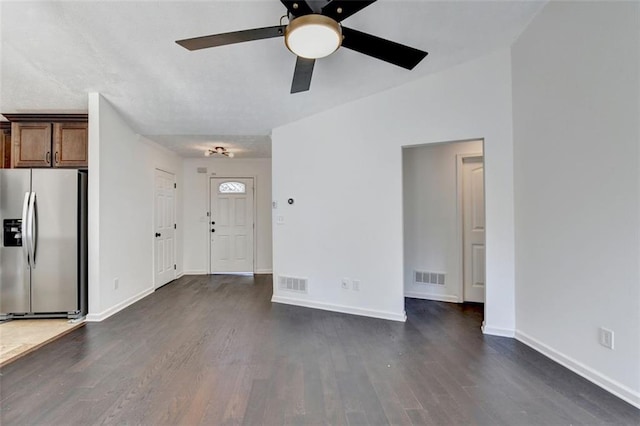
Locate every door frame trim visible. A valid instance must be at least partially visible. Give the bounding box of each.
[153,168,177,289]
[456,153,484,303]
[208,176,257,275]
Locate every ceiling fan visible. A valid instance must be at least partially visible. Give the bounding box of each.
[175,0,428,94]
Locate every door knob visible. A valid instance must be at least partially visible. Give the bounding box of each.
[155,232,161,237]
[211,221,215,225]
[211,229,215,233]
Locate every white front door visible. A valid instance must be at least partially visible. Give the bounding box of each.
[462,157,485,303]
[210,177,254,274]
[154,169,176,288]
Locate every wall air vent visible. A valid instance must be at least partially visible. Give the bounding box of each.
[197,167,208,174]
[415,270,445,285]
[278,275,308,294]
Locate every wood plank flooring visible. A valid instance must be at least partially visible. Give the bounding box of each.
[0,274,638,425]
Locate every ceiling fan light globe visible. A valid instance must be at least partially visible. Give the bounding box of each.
[285,15,342,59]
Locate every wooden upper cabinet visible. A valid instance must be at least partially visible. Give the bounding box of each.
[12,122,52,168]
[53,122,88,168]
[0,126,11,168]
[3,114,88,169]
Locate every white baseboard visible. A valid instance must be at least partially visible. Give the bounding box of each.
[404,291,460,303]
[482,323,515,337]
[182,270,208,275]
[515,330,640,409]
[271,295,406,322]
[255,269,273,274]
[176,272,184,279]
[86,287,154,322]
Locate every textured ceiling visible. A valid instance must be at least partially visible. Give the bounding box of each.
[0,0,546,158]
[146,134,272,158]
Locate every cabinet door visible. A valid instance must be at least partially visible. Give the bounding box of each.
[53,122,88,168]
[12,122,52,168]
[0,129,11,168]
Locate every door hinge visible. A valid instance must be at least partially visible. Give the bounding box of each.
[174,224,176,229]
[174,264,176,270]
[174,183,177,189]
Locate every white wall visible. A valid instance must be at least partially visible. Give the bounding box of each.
[87,93,183,321]
[182,158,272,274]
[512,1,640,407]
[272,50,515,330]
[403,140,483,302]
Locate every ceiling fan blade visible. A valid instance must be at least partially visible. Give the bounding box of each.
[280,0,314,17]
[322,0,377,22]
[341,27,428,70]
[176,25,285,51]
[291,56,315,93]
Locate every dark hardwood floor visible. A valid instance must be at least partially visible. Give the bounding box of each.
[1,274,638,425]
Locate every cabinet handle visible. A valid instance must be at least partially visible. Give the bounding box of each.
[54,151,59,164]
[46,151,50,164]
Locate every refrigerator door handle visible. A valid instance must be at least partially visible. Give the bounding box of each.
[22,192,31,268]
[28,192,38,268]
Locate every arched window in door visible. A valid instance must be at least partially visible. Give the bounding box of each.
[218,181,246,194]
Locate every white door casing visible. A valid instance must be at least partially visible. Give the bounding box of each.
[462,156,485,303]
[210,177,255,274]
[154,169,176,288]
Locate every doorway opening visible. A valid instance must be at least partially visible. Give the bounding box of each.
[402,139,486,312]
[209,177,256,274]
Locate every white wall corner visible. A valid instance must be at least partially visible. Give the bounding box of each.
[87,92,102,316]
[481,322,515,338]
[515,330,640,409]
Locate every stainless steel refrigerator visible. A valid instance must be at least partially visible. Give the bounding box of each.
[0,169,87,319]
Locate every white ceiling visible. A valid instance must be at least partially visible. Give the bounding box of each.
[147,134,272,158]
[0,0,546,158]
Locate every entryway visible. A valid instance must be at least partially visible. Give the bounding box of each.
[209,177,255,274]
[402,140,486,306]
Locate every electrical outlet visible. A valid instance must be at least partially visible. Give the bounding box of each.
[114,278,119,290]
[599,327,614,349]
[352,280,361,291]
[341,278,350,290]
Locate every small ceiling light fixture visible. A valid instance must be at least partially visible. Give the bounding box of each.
[285,14,342,59]
[205,146,235,158]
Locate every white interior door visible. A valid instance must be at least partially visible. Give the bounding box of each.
[154,169,176,288]
[210,178,254,274]
[463,157,485,303]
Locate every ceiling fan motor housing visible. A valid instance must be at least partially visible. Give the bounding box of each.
[285,14,343,59]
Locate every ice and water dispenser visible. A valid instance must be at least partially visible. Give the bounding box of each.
[3,219,22,247]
